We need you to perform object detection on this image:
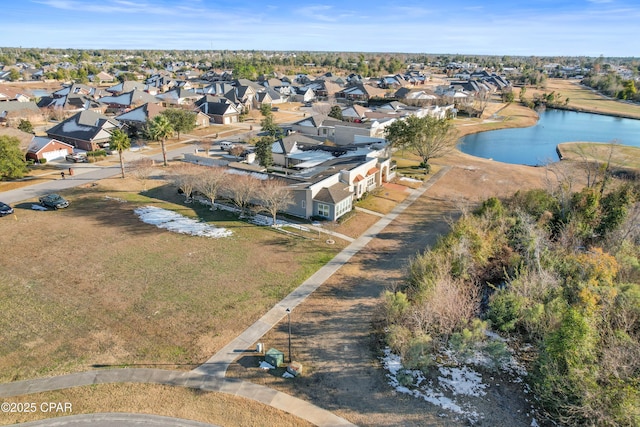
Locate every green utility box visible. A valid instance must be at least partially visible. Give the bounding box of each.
[265,348,285,367]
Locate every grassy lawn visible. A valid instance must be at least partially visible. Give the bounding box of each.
[557,142,640,170]
[0,384,311,426]
[522,79,640,119]
[355,182,411,214]
[455,102,539,137]
[0,175,345,382]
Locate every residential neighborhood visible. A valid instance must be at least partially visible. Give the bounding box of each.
[1,46,639,427]
[1,50,519,222]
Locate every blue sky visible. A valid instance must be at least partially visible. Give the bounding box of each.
[1,0,638,56]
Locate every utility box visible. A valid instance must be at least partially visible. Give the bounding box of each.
[287,361,303,377]
[265,348,284,367]
[256,342,264,354]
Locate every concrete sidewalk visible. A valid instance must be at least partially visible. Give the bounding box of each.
[0,369,354,427]
[193,166,452,379]
[0,154,450,427]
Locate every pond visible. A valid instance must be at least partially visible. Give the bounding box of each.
[459,109,640,165]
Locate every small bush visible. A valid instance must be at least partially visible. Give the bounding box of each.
[87,149,107,157]
[39,158,47,164]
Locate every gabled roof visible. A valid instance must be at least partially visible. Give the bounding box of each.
[156,88,199,102]
[0,100,40,114]
[292,114,330,128]
[106,81,146,93]
[27,137,73,154]
[99,90,159,107]
[115,103,165,123]
[313,182,353,204]
[53,83,102,98]
[0,127,34,150]
[196,98,239,116]
[234,79,263,91]
[47,110,120,142]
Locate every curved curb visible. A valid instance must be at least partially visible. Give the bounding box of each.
[7,412,220,427]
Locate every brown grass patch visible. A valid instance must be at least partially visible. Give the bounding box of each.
[522,79,640,119]
[455,102,539,137]
[332,211,380,238]
[0,383,311,426]
[558,142,640,170]
[355,183,411,215]
[0,174,342,382]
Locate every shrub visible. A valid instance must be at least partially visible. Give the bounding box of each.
[39,158,47,164]
[488,290,523,332]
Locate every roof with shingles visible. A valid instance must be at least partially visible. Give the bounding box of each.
[115,102,165,123]
[313,182,353,204]
[46,110,119,142]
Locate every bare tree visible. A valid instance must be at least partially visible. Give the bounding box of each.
[571,140,620,190]
[473,89,491,117]
[169,163,200,202]
[128,158,155,190]
[228,173,260,217]
[544,160,577,222]
[195,167,227,210]
[256,179,294,225]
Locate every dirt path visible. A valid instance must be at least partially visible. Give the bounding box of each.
[228,151,549,426]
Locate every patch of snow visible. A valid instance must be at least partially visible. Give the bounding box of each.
[62,120,94,133]
[259,361,275,370]
[438,366,487,397]
[282,371,295,379]
[134,206,232,238]
[225,168,268,180]
[31,204,47,211]
[531,419,539,427]
[400,176,422,183]
[381,348,466,415]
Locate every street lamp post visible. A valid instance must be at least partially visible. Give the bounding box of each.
[286,308,292,363]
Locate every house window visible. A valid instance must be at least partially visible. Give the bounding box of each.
[301,200,306,209]
[367,174,376,187]
[322,128,327,135]
[317,203,330,218]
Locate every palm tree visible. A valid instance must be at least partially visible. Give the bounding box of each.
[109,128,131,178]
[148,115,174,166]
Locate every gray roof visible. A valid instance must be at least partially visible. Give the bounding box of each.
[0,100,40,113]
[47,110,119,142]
[313,182,353,204]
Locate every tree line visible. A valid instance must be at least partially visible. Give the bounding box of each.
[167,163,294,225]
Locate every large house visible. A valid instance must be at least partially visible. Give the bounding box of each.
[194,96,240,124]
[265,135,394,220]
[46,110,120,151]
[115,102,165,134]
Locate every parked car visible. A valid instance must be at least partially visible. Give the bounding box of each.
[39,194,70,209]
[219,141,236,151]
[0,202,14,216]
[66,153,88,163]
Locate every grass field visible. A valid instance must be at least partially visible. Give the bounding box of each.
[0,384,311,426]
[0,174,345,382]
[557,142,640,171]
[522,79,640,120]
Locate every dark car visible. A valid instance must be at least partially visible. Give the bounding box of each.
[0,202,14,216]
[39,194,70,209]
